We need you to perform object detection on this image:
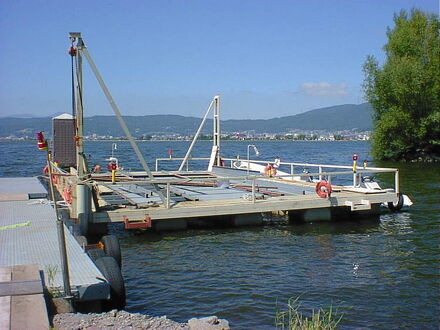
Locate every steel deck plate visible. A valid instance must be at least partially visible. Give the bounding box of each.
[0,179,108,300]
[0,177,47,196]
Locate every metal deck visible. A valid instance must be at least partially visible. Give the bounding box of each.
[90,169,398,224]
[0,177,47,201]
[0,177,109,300]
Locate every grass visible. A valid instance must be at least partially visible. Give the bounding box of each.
[275,296,343,330]
[45,264,62,297]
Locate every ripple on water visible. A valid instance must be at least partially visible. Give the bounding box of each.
[2,141,438,329]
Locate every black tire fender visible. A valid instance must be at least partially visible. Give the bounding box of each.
[100,235,122,267]
[95,256,126,310]
[388,193,404,212]
[87,248,106,263]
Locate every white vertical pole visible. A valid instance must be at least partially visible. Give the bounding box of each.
[166,183,170,209]
[252,178,256,203]
[213,95,221,166]
[178,97,215,172]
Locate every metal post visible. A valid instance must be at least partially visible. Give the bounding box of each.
[290,164,294,176]
[319,166,322,181]
[247,144,259,176]
[78,40,167,205]
[213,95,221,166]
[73,35,87,179]
[395,170,400,194]
[178,97,215,172]
[251,178,256,203]
[155,159,158,171]
[166,183,170,209]
[247,145,250,176]
[352,158,358,187]
[46,152,71,298]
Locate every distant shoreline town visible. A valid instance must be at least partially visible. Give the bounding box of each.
[1,129,371,142]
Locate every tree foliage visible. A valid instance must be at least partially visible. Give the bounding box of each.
[363,9,440,161]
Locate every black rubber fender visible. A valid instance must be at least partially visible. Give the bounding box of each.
[95,256,126,310]
[100,235,122,267]
[87,248,106,263]
[388,193,404,212]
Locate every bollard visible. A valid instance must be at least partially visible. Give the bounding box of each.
[77,184,91,235]
[111,169,116,184]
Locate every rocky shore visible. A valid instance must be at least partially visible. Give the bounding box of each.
[53,310,230,330]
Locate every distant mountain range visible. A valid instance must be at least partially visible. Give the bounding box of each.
[0,103,373,137]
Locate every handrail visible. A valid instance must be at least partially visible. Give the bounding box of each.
[154,156,398,173]
[152,155,400,206]
[97,169,395,185]
[155,157,210,171]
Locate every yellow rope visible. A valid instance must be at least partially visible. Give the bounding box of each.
[0,221,30,230]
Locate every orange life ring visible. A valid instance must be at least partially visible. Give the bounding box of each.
[315,180,332,198]
[43,166,49,175]
[63,186,72,204]
[264,165,277,177]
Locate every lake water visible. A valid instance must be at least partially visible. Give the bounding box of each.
[1,140,439,329]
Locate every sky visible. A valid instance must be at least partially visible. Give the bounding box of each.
[0,0,438,119]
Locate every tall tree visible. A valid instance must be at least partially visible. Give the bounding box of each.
[363,9,440,161]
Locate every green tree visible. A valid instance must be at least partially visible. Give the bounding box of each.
[363,9,440,161]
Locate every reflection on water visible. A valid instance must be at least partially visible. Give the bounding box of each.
[115,209,437,329]
[380,212,414,235]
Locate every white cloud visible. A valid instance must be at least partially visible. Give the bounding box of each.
[299,81,349,97]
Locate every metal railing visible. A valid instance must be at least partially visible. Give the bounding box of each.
[51,157,399,211]
[155,157,210,171]
[154,156,400,196]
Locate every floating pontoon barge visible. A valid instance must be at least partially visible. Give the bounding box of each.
[48,32,403,235]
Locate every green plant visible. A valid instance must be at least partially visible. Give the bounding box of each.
[45,264,58,287]
[275,296,343,330]
[44,264,63,297]
[362,9,440,161]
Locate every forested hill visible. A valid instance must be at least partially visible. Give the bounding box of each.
[0,103,373,137]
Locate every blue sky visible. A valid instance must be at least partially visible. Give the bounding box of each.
[0,0,438,119]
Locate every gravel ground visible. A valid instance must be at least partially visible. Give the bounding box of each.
[53,310,230,329]
[53,310,190,330]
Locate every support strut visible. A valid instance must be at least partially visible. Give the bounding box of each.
[68,32,167,205]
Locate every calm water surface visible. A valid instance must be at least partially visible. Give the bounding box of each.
[1,140,439,329]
